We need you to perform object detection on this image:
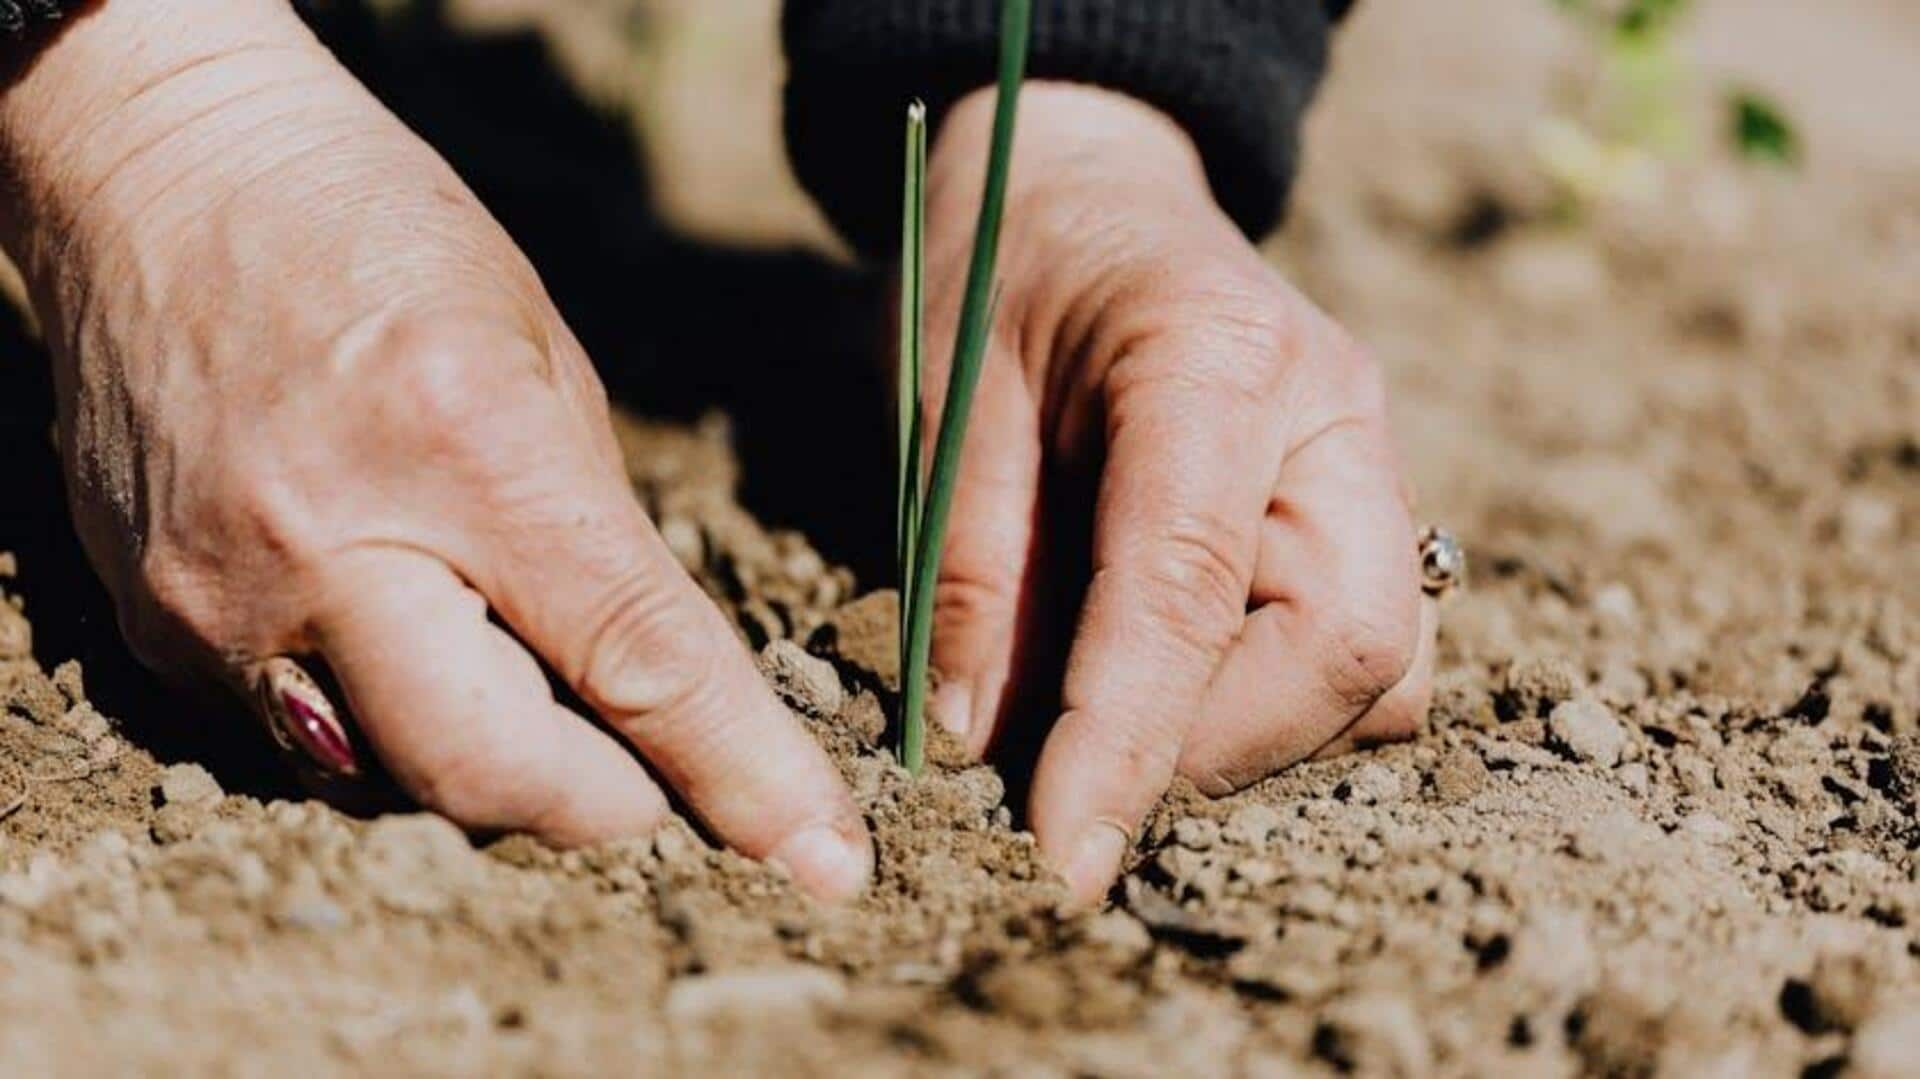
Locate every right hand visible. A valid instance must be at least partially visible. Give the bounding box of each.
[0,0,870,898]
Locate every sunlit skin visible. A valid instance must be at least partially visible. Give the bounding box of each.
[0,0,1433,906]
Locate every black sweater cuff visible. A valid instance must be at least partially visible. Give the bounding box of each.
[783,1,1342,258]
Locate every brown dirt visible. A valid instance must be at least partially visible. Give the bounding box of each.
[1,0,1917,1074]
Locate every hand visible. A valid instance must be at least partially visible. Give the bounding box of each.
[921,84,1436,904]
[0,0,869,898]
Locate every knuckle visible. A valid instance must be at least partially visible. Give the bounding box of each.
[1131,514,1251,653]
[1107,316,1291,420]
[1314,602,1420,714]
[412,734,530,827]
[1175,735,1255,798]
[368,316,547,459]
[393,347,504,438]
[1098,262,1298,394]
[934,562,1020,627]
[1072,709,1181,799]
[575,572,721,722]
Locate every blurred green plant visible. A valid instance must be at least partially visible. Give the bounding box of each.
[1541,0,1801,210]
[1729,90,1800,166]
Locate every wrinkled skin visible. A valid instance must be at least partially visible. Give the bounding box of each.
[923,86,1435,901]
[0,1,1430,906]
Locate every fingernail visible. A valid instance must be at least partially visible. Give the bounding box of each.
[283,691,359,776]
[257,659,360,777]
[768,818,873,902]
[933,680,973,741]
[1059,821,1130,907]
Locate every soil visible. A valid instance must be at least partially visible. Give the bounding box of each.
[1,0,1916,1074]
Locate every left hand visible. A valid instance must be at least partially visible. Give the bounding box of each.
[918,84,1437,905]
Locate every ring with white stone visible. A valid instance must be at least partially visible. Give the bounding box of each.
[1418,526,1466,599]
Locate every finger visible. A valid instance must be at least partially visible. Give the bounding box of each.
[925,356,1048,755]
[310,548,670,844]
[1179,417,1423,793]
[1309,596,1437,761]
[468,439,872,901]
[1029,350,1281,905]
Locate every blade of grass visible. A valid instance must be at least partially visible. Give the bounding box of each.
[899,0,1032,774]
[897,102,928,675]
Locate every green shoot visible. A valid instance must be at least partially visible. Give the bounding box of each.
[897,101,928,647]
[896,0,1032,775]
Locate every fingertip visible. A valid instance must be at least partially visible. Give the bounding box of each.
[767,812,874,903]
[932,678,974,744]
[1029,706,1167,908]
[1050,818,1129,909]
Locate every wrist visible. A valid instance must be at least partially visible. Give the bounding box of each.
[932,82,1214,221]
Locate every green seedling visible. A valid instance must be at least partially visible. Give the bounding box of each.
[896,0,1032,774]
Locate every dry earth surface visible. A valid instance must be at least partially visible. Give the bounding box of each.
[0,0,1916,1074]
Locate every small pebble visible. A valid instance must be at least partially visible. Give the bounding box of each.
[1804,952,1883,1032]
[1594,660,1649,706]
[970,962,1073,1026]
[0,600,29,659]
[272,889,349,933]
[1172,817,1219,851]
[1680,811,1734,844]
[1617,762,1650,796]
[1222,804,1282,846]
[1590,583,1640,629]
[1429,749,1488,803]
[781,547,827,585]
[50,660,85,705]
[1547,697,1626,767]
[1884,734,1920,799]
[1079,910,1152,959]
[1232,858,1282,888]
[653,824,696,865]
[1315,991,1431,1077]
[58,703,112,744]
[1569,809,1652,863]
[157,763,224,808]
[758,639,844,717]
[665,966,845,1023]
[658,516,705,569]
[1340,763,1404,806]
[1499,655,1583,719]
[150,804,204,845]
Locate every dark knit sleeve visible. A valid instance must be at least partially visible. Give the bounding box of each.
[783,0,1352,257]
[0,1,65,34]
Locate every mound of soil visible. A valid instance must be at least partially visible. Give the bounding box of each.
[0,0,1915,1074]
